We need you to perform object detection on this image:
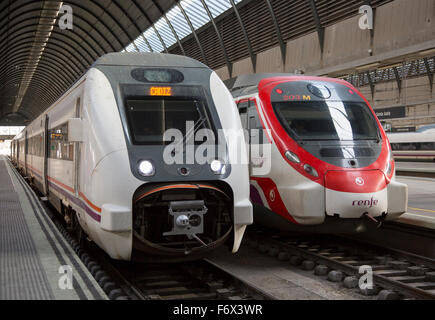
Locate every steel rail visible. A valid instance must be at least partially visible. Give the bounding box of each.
[255,234,435,300]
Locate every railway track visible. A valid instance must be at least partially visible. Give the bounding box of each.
[246,228,435,300]
[22,163,272,301]
[51,213,274,300]
[89,247,274,300]
[22,170,435,300]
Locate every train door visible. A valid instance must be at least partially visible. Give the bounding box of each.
[24,131,28,176]
[237,99,250,164]
[247,101,260,176]
[248,99,270,177]
[74,97,81,197]
[16,140,19,165]
[43,115,49,196]
[237,100,249,129]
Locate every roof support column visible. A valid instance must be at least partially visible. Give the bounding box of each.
[264,0,285,68]
[229,0,256,72]
[151,0,185,55]
[366,71,375,100]
[199,0,232,77]
[393,66,402,94]
[423,57,434,92]
[309,0,324,53]
[129,0,167,52]
[177,3,208,65]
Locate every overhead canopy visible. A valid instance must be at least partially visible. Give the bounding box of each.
[1,0,399,126]
[0,0,177,125]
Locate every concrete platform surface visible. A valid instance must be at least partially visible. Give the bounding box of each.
[396,176,435,229]
[396,162,435,173]
[0,156,107,300]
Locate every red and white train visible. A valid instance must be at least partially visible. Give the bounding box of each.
[230,74,408,232]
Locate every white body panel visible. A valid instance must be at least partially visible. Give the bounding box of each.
[209,72,253,252]
[388,131,435,159]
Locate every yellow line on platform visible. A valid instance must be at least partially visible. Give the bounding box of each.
[408,207,435,213]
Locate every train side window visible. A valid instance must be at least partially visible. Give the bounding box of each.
[238,100,249,130]
[48,123,73,161]
[238,101,248,114]
[25,134,28,155]
[248,102,264,145]
[30,136,33,155]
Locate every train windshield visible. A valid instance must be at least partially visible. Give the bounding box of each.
[273,101,380,141]
[126,98,211,145]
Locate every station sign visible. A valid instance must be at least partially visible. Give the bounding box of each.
[375,106,406,120]
[391,126,416,133]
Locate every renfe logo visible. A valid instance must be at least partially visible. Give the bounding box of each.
[355,177,365,186]
[352,197,379,208]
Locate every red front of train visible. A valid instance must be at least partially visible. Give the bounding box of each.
[236,76,408,230]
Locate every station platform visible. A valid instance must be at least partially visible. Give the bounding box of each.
[395,162,435,175]
[0,156,107,300]
[395,176,435,230]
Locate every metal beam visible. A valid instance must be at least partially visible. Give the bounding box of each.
[366,71,375,99]
[199,0,232,77]
[129,0,166,52]
[393,66,402,94]
[229,0,256,72]
[264,0,286,67]
[88,0,139,51]
[0,14,106,57]
[151,0,185,55]
[423,57,434,91]
[177,2,208,65]
[309,0,325,53]
[364,0,375,41]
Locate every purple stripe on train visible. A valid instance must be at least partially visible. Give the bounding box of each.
[250,184,264,206]
[27,166,101,222]
[48,181,101,222]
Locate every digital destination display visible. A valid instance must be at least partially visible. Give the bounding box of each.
[149,86,172,96]
[131,68,184,84]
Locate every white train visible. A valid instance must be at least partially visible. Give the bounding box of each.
[230,74,408,232]
[388,125,435,161]
[11,53,252,262]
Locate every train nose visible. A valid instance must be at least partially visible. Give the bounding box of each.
[324,169,388,219]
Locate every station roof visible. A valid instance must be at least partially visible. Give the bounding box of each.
[1,0,399,126]
[0,0,177,125]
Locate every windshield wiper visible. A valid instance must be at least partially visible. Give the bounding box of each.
[299,138,340,141]
[353,138,380,141]
[173,101,208,154]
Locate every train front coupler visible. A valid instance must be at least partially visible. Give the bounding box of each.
[163,200,209,248]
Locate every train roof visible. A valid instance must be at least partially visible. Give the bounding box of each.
[92,52,208,69]
[228,73,297,97]
[228,73,359,100]
[416,124,435,133]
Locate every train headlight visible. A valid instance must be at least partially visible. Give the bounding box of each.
[385,148,393,175]
[138,160,155,176]
[285,151,300,163]
[385,161,392,175]
[210,159,226,175]
[303,164,318,177]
